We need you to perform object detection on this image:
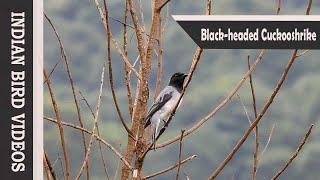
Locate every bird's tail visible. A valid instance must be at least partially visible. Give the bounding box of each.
[152,130,156,151]
[152,124,159,151]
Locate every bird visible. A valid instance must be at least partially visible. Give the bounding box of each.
[144,72,188,150]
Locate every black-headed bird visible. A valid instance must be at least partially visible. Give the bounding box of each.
[144,72,188,150]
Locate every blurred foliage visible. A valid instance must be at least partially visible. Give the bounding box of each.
[44,0,320,179]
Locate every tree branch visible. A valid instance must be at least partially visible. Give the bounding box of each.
[156,50,266,149]
[44,151,57,180]
[156,0,171,11]
[271,124,314,180]
[154,18,163,99]
[75,65,106,179]
[103,0,136,140]
[92,0,142,81]
[44,13,90,180]
[122,0,134,118]
[143,155,197,179]
[79,91,111,180]
[44,70,71,180]
[208,50,298,179]
[141,0,213,159]
[176,130,185,180]
[44,116,134,170]
[306,0,312,15]
[248,55,259,180]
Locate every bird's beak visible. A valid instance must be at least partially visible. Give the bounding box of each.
[183,74,189,78]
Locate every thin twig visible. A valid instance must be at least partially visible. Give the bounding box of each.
[110,16,152,39]
[44,70,70,180]
[143,155,197,179]
[176,130,185,180]
[102,0,136,140]
[75,65,106,180]
[162,1,170,33]
[138,0,147,44]
[113,144,122,180]
[259,123,276,162]
[248,56,258,119]
[43,59,61,84]
[183,171,191,180]
[248,55,259,180]
[110,16,135,29]
[306,0,312,15]
[79,91,95,117]
[123,0,134,118]
[44,156,51,180]
[154,18,163,99]
[58,152,65,179]
[44,116,134,170]
[79,91,111,180]
[296,49,310,57]
[271,124,314,180]
[111,31,142,80]
[236,94,252,125]
[208,50,298,179]
[44,151,57,180]
[156,50,266,149]
[276,0,281,15]
[92,0,142,80]
[44,13,90,180]
[127,0,145,60]
[142,0,213,157]
[156,0,172,11]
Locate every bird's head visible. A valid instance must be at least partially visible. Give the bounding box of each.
[168,72,188,91]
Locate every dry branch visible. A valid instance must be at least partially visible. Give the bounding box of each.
[103,0,135,140]
[44,70,70,180]
[44,151,57,180]
[44,116,134,170]
[123,0,134,118]
[121,0,149,178]
[156,0,172,11]
[110,31,142,81]
[44,13,90,180]
[127,0,145,60]
[306,0,312,15]
[114,144,123,180]
[176,130,186,180]
[92,0,142,81]
[75,65,106,180]
[154,18,164,99]
[79,91,111,180]
[156,50,266,149]
[296,49,310,57]
[271,124,314,180]
[236,94,252,125]
[143,155,197,179]
[208,50,298,179]
[141,0,213,158]
[131,0,165,177]
[247,56,259,180]
[276,0,281,15]
[259,123,276,164]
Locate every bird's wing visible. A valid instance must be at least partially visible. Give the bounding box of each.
[144,87,173,128]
